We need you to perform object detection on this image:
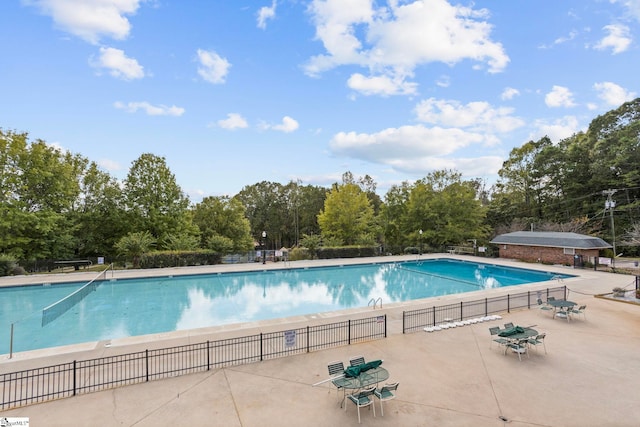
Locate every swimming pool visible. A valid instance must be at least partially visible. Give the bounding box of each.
[0,258,572,354]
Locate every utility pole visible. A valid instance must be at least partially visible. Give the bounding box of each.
[603,189,617,269]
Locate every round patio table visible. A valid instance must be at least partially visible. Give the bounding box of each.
[341,367,389,390]
[548,300,576,321]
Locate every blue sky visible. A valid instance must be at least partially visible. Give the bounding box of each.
[1,1,638,203]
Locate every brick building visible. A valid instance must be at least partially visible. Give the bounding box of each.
[490,231,611,265]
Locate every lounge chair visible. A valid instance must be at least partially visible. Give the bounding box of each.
[504,322,514,329]
[374,382,399,416]
[347,386,376,423]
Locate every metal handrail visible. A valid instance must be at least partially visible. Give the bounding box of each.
[368,297,382,309]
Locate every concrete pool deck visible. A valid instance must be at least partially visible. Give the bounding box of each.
[1,255,640,426]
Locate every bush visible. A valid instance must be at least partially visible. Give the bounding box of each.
[140,250,221,268]
[288,247,310,261]
[404,246,419,254]
[0,254,18,277]
[317,246,378,259]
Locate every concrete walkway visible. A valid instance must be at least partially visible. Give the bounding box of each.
[2,255,639,426]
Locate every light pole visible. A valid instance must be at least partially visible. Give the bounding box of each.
[262,231,267,264]
[604,190,617,269]
[419,229,423,255]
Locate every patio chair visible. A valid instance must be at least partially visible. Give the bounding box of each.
[547,296,556,302]
[374,382,399,416]
[570,305,586,320]
[328,361,349,400]
[527,333,547,354]
[505,339,529,361]
[489,326,510,349]
[504,322,514,329]
[349,355,366,367]
[537,298,554,315]
[346,386,376,423]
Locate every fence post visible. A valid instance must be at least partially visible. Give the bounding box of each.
[348,320,351,345]
[527,291,530,309]
[432,306,436,326]
[260,333,264,361]
[306,326,310,352]
[207,340,210,371]
[484,298,488,317]
[507,294,511,313]
[459,301,463,321]
[73,360,77,396]
[145,349,149,382]
[402,311,405,334]
[384,315,387,338]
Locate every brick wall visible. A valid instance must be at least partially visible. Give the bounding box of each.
[497,245,599,265]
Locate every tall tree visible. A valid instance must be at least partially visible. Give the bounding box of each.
[123,153,195,249]
[318,183,377,245]
[192,196,253,253]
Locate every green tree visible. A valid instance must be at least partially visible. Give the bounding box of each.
[318,183,377,245]
[72,162,128,257]
[115,231,155,268]
[299,233,322,259]
[192,196,253,253]
[0,130,85,259]
[123,153,196,248]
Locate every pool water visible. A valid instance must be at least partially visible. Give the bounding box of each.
[0,259,572,354]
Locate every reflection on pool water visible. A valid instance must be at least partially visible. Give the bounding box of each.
[0,258,572,353]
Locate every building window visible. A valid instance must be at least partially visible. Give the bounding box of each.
[563,247,575,255]
[503,245,507,250]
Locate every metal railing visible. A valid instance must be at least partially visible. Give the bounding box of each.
[402,286,566,333]
[1,315,386,410]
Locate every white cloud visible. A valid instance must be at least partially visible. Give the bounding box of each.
[611,0,640,22]
[257,0,277,29]
[217,113,249,130]
[114,101,185,116]
[329,124,505,177]
[545,85,576,108]
[305,0,508,96]
[266,116,299,133]
[594,24,632,54]
[532,116,580,142]
[196,49,231,84]
[501,87,520,100]
[24,0,143,44]
[414,98,524,135]
[593,81,637,106]
[90,47,144,80]
[97,158,121,171]
[347,73,417,96]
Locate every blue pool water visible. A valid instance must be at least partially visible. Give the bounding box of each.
[0,259,572,354]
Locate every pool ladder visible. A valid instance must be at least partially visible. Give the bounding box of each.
[368,297,382,309]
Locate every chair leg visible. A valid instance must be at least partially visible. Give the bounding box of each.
[380,400,384,417]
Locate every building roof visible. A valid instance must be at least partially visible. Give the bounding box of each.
[490,231,612,249]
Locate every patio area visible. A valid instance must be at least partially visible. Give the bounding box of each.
[2,256,640,426]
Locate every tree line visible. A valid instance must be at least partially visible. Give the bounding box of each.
[1,98,639,270]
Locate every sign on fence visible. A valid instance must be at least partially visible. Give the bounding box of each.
[284,330,296,347]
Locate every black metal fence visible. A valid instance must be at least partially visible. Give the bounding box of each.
[402,285,566,333]
[1,315,387,410]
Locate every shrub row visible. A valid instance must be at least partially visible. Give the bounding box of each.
[140,250,222,268]
[316,246,379,259]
